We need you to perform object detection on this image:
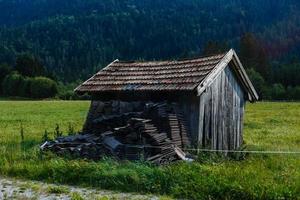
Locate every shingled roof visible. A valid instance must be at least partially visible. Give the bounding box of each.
[75,49,258,101]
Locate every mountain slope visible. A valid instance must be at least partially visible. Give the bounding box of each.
[0,0,299,81]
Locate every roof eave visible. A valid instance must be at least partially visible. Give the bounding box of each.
[231,51,259,102]
[196,49,234,95]
[74,59,119,93]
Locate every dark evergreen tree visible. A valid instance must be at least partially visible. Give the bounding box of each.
[15,54,45,77]
[240,33,270,79]
[0,63,12,94]
[202,41,229,55]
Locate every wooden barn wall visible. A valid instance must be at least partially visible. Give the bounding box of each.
[177,95,199,145]
[198,65,246,150]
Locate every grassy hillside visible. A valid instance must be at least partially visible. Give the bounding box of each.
[0,101,299,199]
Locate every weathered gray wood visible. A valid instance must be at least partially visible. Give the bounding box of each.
[204,93,211,148]
[212,81,217,149]
[198,94,205,147]
[198,65,246,150]
[177,95,199,146]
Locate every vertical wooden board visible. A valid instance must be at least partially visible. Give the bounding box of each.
[235,81,239,148]
[238,77,244,148]
[210,86,214,149]
[212,79,219,150]
[222,71,227,150]
[236,83,241,148]
[217,71,224,150]
[212,80,216,149]
[204,89,212,147]
[179,97,199,146]
[234,78,240,148]
[239,89,245,146]
[212,79,217,149]
[234,78,239,149]
[222,70,227,150]
[232,79,236,149]
[224,68,230,150]
[198,95,205,147]
[191,98,200,143]
[182,101,192,140]
[229,68,235,149]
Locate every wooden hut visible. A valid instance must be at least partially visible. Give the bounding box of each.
[75,49,258,150]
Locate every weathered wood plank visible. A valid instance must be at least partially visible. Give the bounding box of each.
[198,94,205,147]
[198,65,246,151]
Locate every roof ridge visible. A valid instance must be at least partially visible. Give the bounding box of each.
[115,51,228,64]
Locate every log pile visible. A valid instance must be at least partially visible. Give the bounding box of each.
[41,101,193,164]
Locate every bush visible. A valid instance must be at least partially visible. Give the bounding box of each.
[2,74,58,98]
[18,77,32,97]
[270,83,286,100]
[70,192,84,200]
[30,77,58,98]
[2,72,26,96]
[15,54,45,77]
[246,68,266,99]
[0,63,12,94]
[57,81,90,100]
[286,86,300,100]
[58,90,90,100]
[46,185,70,194]
[58,90,76,100]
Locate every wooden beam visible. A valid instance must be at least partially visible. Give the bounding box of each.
[197,49,234,96]
[231,50,259,101]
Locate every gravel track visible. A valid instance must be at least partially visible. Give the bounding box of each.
[0,177,162,200]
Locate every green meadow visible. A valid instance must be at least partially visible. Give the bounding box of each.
[0,101,299,199]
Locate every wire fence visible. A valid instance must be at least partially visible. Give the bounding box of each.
[184,148,300,155]
[126,144,300,155]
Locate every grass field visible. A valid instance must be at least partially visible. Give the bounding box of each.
[0,101,299,199]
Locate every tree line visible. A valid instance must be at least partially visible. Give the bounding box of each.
[0,55,91,99]
[0,54,58,98]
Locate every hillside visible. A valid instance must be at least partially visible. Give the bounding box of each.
[0,0,300,82]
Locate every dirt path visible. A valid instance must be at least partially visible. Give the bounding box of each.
[0,177,164,200]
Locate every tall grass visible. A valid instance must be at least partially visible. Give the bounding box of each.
[0,101,299,199]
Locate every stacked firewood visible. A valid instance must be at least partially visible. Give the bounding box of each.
[41,101,193,164]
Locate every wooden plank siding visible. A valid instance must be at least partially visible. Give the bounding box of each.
[198,65,246,150]
[180,96,199,145]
